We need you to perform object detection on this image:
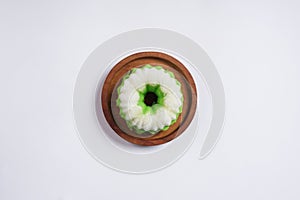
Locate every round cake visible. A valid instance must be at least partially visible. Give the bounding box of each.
[116,65,183,134]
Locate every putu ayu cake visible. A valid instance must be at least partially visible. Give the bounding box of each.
[116,65,183,134]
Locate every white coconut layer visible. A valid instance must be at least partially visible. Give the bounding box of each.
[117,65,183,133]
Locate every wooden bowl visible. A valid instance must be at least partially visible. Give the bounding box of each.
[101,52,197,146]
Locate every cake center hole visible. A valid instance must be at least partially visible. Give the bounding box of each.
[144,92,158,106]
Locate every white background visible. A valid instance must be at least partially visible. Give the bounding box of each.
[1,0,300,199]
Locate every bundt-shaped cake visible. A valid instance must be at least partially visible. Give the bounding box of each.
[116,64,183,134]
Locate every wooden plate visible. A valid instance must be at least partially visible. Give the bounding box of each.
[101,52,197,146]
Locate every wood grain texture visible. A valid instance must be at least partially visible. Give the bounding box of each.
[101,52,197,146]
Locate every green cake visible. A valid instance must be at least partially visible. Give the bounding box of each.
[116,64,184,134]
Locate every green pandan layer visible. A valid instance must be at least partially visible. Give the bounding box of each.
[137,84,165,114]
[116,65,184,134]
